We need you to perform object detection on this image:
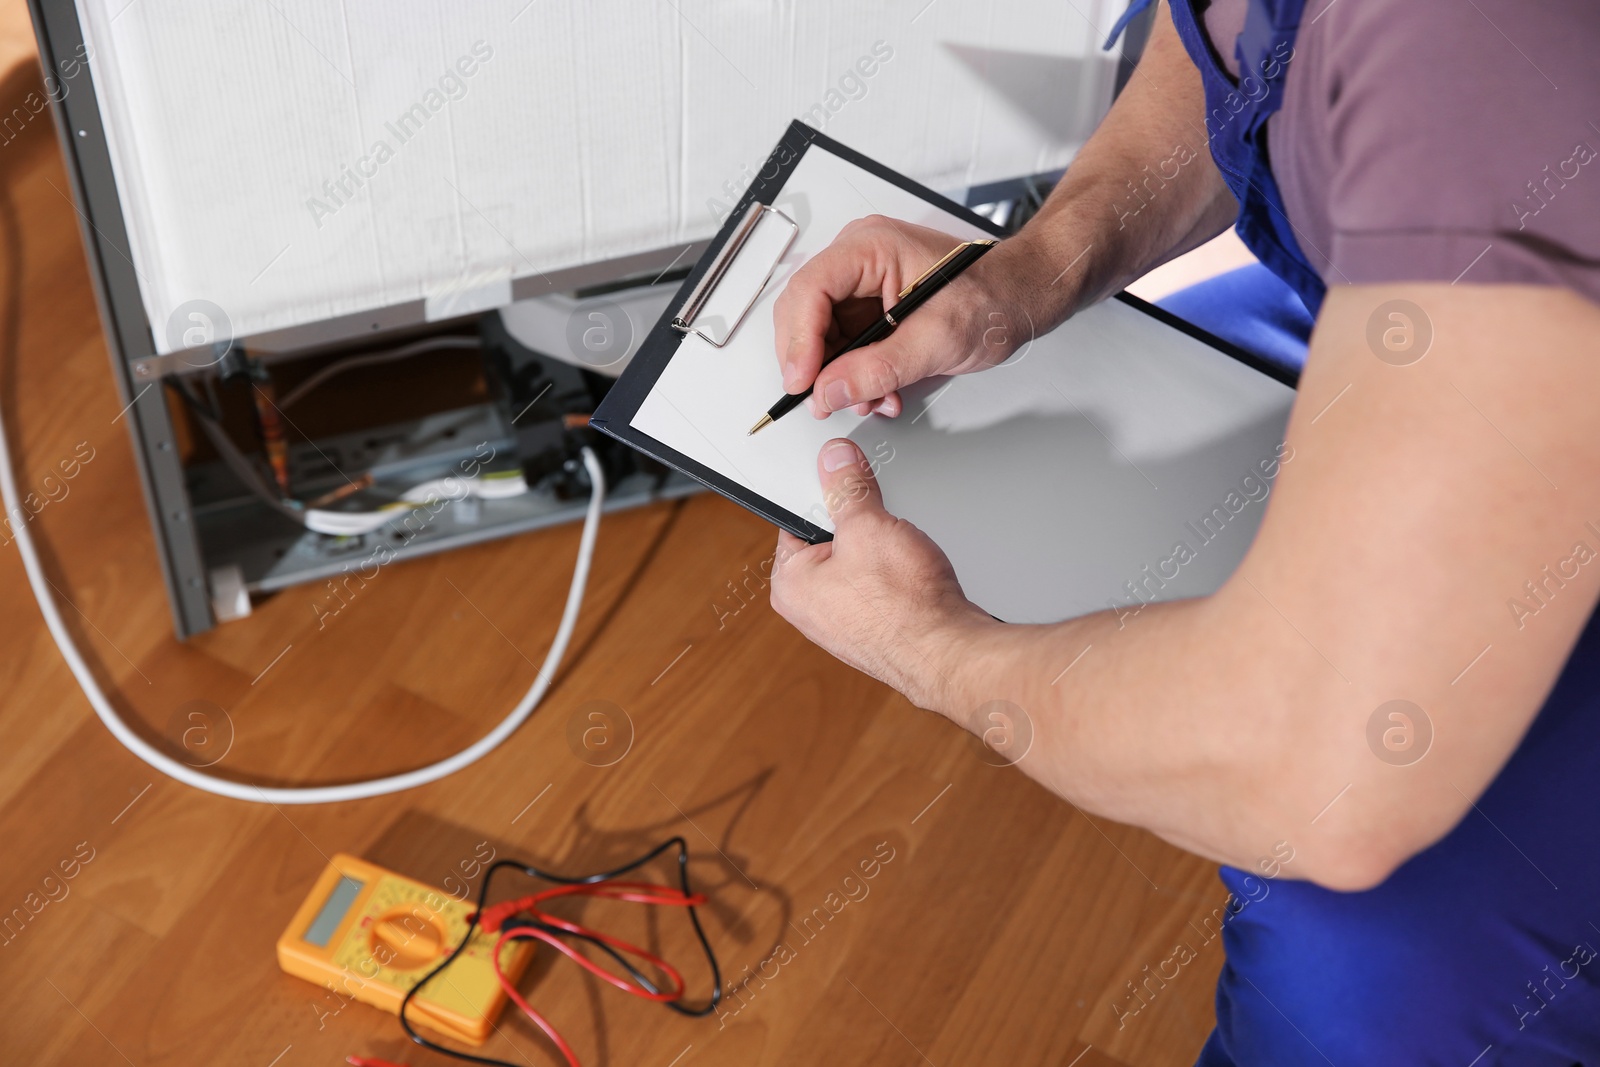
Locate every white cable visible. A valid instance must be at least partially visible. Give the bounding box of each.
[300,471,533,536]
[398,470,529,504]
[0,397,606,803]
[302,506,412,537]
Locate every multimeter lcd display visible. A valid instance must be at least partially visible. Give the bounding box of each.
[304,876,364,947]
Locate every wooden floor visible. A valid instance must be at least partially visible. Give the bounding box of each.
[0,54,1227,1067]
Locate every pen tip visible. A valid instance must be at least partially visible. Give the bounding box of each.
[747,414,773,436]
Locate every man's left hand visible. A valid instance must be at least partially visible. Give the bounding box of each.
[769,438,991,712]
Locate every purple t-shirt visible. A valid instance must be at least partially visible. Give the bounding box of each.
[1199,0,1600,302]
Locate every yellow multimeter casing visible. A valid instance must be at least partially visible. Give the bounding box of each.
[276,853,535,1045]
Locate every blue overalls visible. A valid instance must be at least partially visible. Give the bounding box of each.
[1104,3,1600,1063]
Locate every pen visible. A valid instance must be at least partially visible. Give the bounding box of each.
[747,237,998,434]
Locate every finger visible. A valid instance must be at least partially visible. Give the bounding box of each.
[810,330,924,413]
[806,381,902,420]
[870,392,902,417]
[775,529,830,571]
[773,233,891,395]
[817,438,884,526]
[775,529,809,563]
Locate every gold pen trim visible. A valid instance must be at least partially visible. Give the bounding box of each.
[897,239,997,299]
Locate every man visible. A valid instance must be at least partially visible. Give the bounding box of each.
[769,1,1600,1062]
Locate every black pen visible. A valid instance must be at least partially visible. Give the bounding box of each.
[747,238,998,434]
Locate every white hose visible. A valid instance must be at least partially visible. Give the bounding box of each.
[0,403,605,804]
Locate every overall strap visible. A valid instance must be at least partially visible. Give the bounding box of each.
[1108,0,1326,316]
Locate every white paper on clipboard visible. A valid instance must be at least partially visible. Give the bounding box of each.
[628,145,1296,624]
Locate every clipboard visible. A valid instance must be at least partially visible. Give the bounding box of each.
[592,121,1300,625]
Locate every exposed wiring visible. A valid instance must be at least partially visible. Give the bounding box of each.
[0,343,608,801]
[304,470,532,537]
[278,335,481,410]
[405,469,529,502]
[249,368,292,494]
[175,377,308,525]
[397,839,722,1067]
[173,378,534,537]
[306,474,375,509]
[304,471,530,537]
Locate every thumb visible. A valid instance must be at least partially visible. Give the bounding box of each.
[818,439,884,526]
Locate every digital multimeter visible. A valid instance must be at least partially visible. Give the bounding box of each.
[277,853,535,1045]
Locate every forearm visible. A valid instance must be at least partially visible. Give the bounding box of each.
[987,4,1235,332]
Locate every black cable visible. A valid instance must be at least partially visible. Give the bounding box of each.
[397,837,722,1067]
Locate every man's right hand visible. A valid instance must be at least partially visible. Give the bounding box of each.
[771,215,1030,419]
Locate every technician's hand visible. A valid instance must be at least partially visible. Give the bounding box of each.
[770,438,993,712]
[772,217,1025,419]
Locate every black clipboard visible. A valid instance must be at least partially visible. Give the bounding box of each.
[591,120,1296,545]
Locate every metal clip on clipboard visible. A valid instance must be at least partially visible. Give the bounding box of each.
[670,202,799,348]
